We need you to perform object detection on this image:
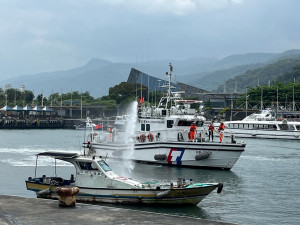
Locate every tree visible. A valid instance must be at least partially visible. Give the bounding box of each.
[236,81,300,110]
[106,82,147,104]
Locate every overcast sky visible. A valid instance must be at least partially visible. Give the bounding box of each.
[0,0,299,80]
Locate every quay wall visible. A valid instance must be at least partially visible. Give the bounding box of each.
[0,117,115,129]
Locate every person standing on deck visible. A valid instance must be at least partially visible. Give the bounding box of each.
[189,122,197,141]
[208,122,214,141]
[218,122,225,143]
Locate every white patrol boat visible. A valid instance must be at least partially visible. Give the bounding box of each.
[84,64,246,170]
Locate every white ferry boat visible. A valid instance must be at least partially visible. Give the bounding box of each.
[224,109,300,140]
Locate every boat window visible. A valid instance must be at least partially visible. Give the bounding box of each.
[146,124,150,131]
[77,161,98,171]
[97,160,112,172]
[141,123,150,131]
[296,125,300,131]
[177,120,188,126]
[177,120,203,127]
[167,120,174,128]
[196,121,204,127]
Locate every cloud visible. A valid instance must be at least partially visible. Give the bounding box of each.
[0,0,300,81]
[92,0,244,15]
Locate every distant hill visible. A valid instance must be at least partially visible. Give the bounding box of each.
[179,49,300,91]
[1,49,300,97]
[175,52,281,89]
[0,59,132,97]
[179,63,264,91]
[215,54,300,92]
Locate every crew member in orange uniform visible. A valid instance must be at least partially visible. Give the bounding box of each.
[218,122,225,143]
[189,122,197,141]
[208,122,215,142]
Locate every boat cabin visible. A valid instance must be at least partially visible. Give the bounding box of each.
[225,121,299,131]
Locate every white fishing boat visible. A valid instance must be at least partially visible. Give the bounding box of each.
[75,117,103,130]
[25,152,223,205]
[74,117,96,130]
[113,115,129,131]
[84,64,246,170]
[224,109,300,140]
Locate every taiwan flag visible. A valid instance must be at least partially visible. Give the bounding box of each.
[95,123,103,130]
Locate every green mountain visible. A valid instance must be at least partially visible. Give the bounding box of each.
[179,49,300,92]
[216,54,300,92]
[186,63,264,91]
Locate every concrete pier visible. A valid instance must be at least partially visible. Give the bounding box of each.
[0,195,236,225]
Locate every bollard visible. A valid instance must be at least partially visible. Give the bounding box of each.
[55,187,79,207]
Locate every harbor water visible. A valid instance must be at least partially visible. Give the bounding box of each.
[0,129,299,225]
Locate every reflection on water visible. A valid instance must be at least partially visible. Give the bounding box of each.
[0,130,300,225]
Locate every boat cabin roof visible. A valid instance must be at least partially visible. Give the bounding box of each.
[36,152,79,159]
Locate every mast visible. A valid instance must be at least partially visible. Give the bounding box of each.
[245,89,248,117]
[293,82,295,111]
[165,63,173,108]
[276,86,279,112]
[260,86,263,110]
[168,63,173,102]
[140,72,143,101]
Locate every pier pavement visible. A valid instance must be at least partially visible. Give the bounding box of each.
[0,195,236,225]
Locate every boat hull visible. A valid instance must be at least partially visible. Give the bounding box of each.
[88,141,245,170]
[25,181,218,205]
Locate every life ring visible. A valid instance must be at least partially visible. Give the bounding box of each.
[147,133,154,142]
[136,136,140,141]
[140,134,146,142]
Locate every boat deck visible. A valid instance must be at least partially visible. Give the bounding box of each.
[0,195,236,225]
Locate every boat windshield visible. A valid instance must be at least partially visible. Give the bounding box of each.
[77,161,99,171]
[97,160,112,172]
